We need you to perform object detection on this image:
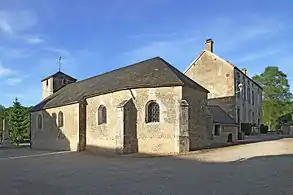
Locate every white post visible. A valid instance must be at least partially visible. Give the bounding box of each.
[2,119,11,147]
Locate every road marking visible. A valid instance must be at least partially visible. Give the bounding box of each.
[0,151,73,161]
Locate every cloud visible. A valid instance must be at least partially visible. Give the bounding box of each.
[124,36,200,63]
[4,93,24,98]
[0,46,29,59]
[0,17,14,34]
[44,47,71,57]
[201,16,283,54]
[123,14,283,66]
[128,32,178,39]
[233,48,281,64]
[26,36,44,44]
[4,78,22,86]
[0,65,12,76]
[0,10,38,35]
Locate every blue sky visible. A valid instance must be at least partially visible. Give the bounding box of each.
[0,0,293,107]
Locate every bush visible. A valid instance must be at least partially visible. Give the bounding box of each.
[260,124,269,134]
[241,123,252,136]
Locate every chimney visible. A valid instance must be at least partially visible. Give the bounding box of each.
[241,68,247,75]
[205,38,214,53]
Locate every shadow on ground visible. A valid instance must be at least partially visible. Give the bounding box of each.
[191,134,293,152]
[0,141,292,195]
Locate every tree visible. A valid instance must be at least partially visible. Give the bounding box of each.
[253,66,292,130]
[8,98,29,145]
[0,105,5,138]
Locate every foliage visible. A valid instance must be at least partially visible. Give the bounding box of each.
[260,124,269,134]
[253,66,292,130]
[241,123,252,136]
[7,98,30,145]
[0,105,5,137]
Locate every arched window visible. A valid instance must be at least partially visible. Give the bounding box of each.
[146,101,160,123]
[58,111,64,127]
[37,114,43,130]
[98,105,107,125]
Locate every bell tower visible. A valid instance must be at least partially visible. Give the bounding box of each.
[41,57,77,100]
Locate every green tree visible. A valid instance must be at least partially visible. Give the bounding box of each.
[8,98,29,145]
[0,105,5,138]
[253,66,292,130]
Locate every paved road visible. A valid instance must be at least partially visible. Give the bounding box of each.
[0,138,292,195]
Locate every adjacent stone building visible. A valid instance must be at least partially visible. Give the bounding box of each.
[184,39,263,131]
[209,105,238,143]
[30,57,213,154]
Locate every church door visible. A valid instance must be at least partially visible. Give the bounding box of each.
[123,99,138,153]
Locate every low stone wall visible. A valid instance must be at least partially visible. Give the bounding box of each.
[211,125,238,144]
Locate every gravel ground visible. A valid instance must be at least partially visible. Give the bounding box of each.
[0,137,292,195]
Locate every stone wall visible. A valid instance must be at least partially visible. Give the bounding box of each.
[42,77,53,100]
[234,69,262,126]
[52,74,76,93]
[185,51,263,127]
[30,103,79,151]
[211,124,238,144]
[185,51,235,99]
[85,86,182,154]
[182,86,213,149]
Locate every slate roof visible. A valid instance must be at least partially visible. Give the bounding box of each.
[209,105,238,125]
[31,57,209,112]
[41,71,77,82]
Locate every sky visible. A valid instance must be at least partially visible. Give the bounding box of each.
[0,0,293,107]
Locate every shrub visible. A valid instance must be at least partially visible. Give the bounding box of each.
[241,123,252,136]
[260,124,269,134]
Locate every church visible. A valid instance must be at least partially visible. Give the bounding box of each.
[30,56,232,154]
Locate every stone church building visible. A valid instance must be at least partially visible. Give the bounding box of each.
[30,57,213,154]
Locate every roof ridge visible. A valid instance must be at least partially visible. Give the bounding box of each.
[160,58,209,92]
[210,105,236,121]
[41,71,77,82]
[157,57,184,84]
[73,56,161,85]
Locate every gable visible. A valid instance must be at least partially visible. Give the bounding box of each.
[185,49,262,90]
[185,50,234,74]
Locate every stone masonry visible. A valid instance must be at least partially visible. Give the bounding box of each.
[31,86,213,154]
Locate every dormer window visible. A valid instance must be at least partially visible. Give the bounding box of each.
[62,79,66,85]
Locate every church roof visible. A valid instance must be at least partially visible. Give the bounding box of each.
[31,57,209,112]
[41,71,77,82]
[209,105,238,125]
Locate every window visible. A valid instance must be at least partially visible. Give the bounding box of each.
[252,90,255,105]
[146,101,160,123]
[248,86,251,103]
[37,114,43,130]
[214,125,221,136]
[243,107,246,122]
[252,112,255,124]
[58,111,64,127]
[237,108,240,123]
[236,81,241,98]
[235,72,241,98]
[242,77,246,100]
[98,105,107,125]
[46,79,48,86]
[62,79,66,85]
